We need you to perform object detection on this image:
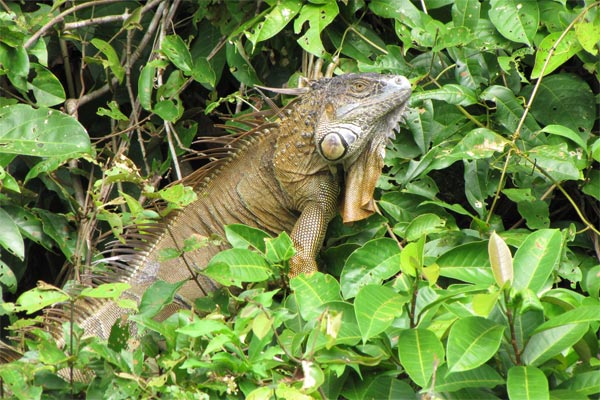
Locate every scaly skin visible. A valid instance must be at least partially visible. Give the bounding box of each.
[5,73,412,346]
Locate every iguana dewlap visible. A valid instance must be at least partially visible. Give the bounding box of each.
[26,73,412,343]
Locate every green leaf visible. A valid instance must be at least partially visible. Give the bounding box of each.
[29,64,65,107]
[0,104,91,160]
[354,285,407,342]
[138,63,155,111]
[447,316,505,372]
[38,339,69,365]
[342,373,415,399]
[224,224,269,253]
[575,21,600,55]
[531,31,582,79]
[246,0,301,46]
[97,100,129,121]
[340,238,402,299]
[265,231,295,263]
[488,231,513,287]
[557,371,600,397]
[507,366,549,400]
[90,38,125,83]
[512,229,562,294]
[204,248,271,287]
[80,282,130,299]
[534,306,600,333]
[583,169,600,201]
[434,364,504,392]
[36,209,77,259]
[521,323,588,366]
[1,43,29,92]
[517,200,550,230]
[411,84,478,106]
[527,144,582,182]
[176,319,232,338]
[136,279,186,319]
[293,2,339,56]
[153,99,182,122]
[0,207,24,260]
[15,286,69,314]
[488,0,539,46]
[450,128,510,160]
[161,35,193,75]
[191,57,216,88]
[397,328,445,387]
[451,0,481,31]
[0,165,19,192]
[524,74,596,135]
[437,241,494,285]
[0,260,17,294]
[480,85,540,139]
[405,213,446,241]
[540,125,587,150]
[399,238,424,276]
[290,272,341,320]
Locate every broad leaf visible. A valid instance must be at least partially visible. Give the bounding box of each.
[434,364,504,392]
[488,0,538,46]
[488,231,513,287]
[204,248,271,287]
[0,104,91,160]
[512,229,562,294]
[534,306,600,333]
[531,31,582,79]
[225,224,269,253]
[80,283,130,299]
[354,285,407,342]
[397,328,445,387]
[15,286,69,314]
[437,241,494,285]
[521,323,588,366]
[507,366,549,400]
[293,2,338,56]
[246,0,301,46]
[0,207,24,260]
[340,238,402,299]
[290,272,341,321]
[447,316,505,372]
[136,280,186,318]
[161,35,193,75]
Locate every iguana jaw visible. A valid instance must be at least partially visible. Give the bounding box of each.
[339,74,412,223]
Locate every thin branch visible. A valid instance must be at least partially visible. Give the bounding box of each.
[63,13,130,30]
[24,0,124,49]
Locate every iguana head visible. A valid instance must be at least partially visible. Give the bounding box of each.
[311,73,412,222]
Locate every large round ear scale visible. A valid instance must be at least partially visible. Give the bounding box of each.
[319,132,348,161]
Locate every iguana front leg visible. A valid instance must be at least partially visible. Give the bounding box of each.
[288,178,339,277]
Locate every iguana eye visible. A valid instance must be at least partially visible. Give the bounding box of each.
[351,80,368,93]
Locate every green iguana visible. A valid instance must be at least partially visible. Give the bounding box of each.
[3,72,411,352]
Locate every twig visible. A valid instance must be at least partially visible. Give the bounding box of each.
[63,13,130,30]
[24,0,123,49]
